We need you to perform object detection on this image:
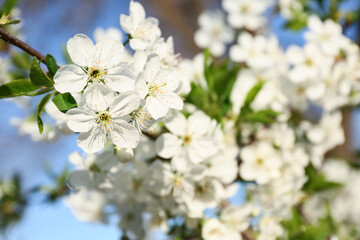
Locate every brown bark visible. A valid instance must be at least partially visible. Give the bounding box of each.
[0,26,46,62]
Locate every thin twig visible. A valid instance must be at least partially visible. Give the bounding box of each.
[242,230,254,240]
[0,26,46,63]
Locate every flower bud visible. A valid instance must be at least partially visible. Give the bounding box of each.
[116,148,134,163]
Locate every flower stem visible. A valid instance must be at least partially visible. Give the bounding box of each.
[122,34,132,47]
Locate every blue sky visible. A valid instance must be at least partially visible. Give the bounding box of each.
[1,0,360,240]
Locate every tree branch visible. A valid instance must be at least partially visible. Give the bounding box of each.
[242,230,254,240]
[0,26,46,62]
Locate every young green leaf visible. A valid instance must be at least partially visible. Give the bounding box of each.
[239,80,265,117]
[243,81,264,109]
[0,15,20,25]
[29,57,54,87]
[45,54,58,76]
[302,164,343,194]
[0,79,39,98]
[36,93,52,134]
[52,92,77,113]
[203,49,215,90]
[0,0,19,15]
[242,109,280,125]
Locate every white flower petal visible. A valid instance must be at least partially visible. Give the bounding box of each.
[111,91,140,115]
[66,107,96,132]
[187,111,211,136]
[135,71,148,99]
[133,51,147,75]
[67,34,95,66]
[129,1,146,27]
[68,152,85,167]
[129,38,149,51]
[82,84,115,112]
[157,92,183,110]
[77,126,106,153]
[146,96,169,119]
[187,139,217,163]
[120,15,132,33]
[145,56,161,82]
[67,170,92,189]
[106,66,135,92]
[110,120,141,148]
[155,133,182,158]
[164,110,187,136]
[95,37,124,68]
[157,69,178,91]
[54,65,88,93]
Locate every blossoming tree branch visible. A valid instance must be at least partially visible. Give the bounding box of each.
[1,0,360,239]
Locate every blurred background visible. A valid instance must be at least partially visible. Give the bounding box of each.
[0,0,360,239]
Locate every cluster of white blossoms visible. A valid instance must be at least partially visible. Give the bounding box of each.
[3,0,360,240]
[52,1,183,153]
[187,1,360,240]
[285,16,360,112]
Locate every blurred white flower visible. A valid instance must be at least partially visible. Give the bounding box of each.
[93,27,123,42]
[194,10,234,57]
[64,189,106,222]
[239,141,282,184]
[120,1,161,50]
[156,110,220,164]
[66,84,141,153]
[222,0,270,30]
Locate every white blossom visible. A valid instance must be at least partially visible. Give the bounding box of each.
[54,34,134,93]
[194,10,234,57]
[66,84,141,153]
[135,55,183,119]
[120,1,161,50]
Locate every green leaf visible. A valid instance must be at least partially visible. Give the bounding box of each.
[240,80,264,116]
[242,109,280,124]
[213,60,241,101]
[203,49,215,90]
[0,79,39,98]
[52,92,77,113]
[29,57,54,87]
[45,54,58,76]
[282,206,335,240]
[0,15,20,25]
[302,164,342,194]
[36,93,52,134]
[283,12,308,31]
[281,208,304,237]
[186,51,242,122]
[26,87,54,96]
[0,0,19,15]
